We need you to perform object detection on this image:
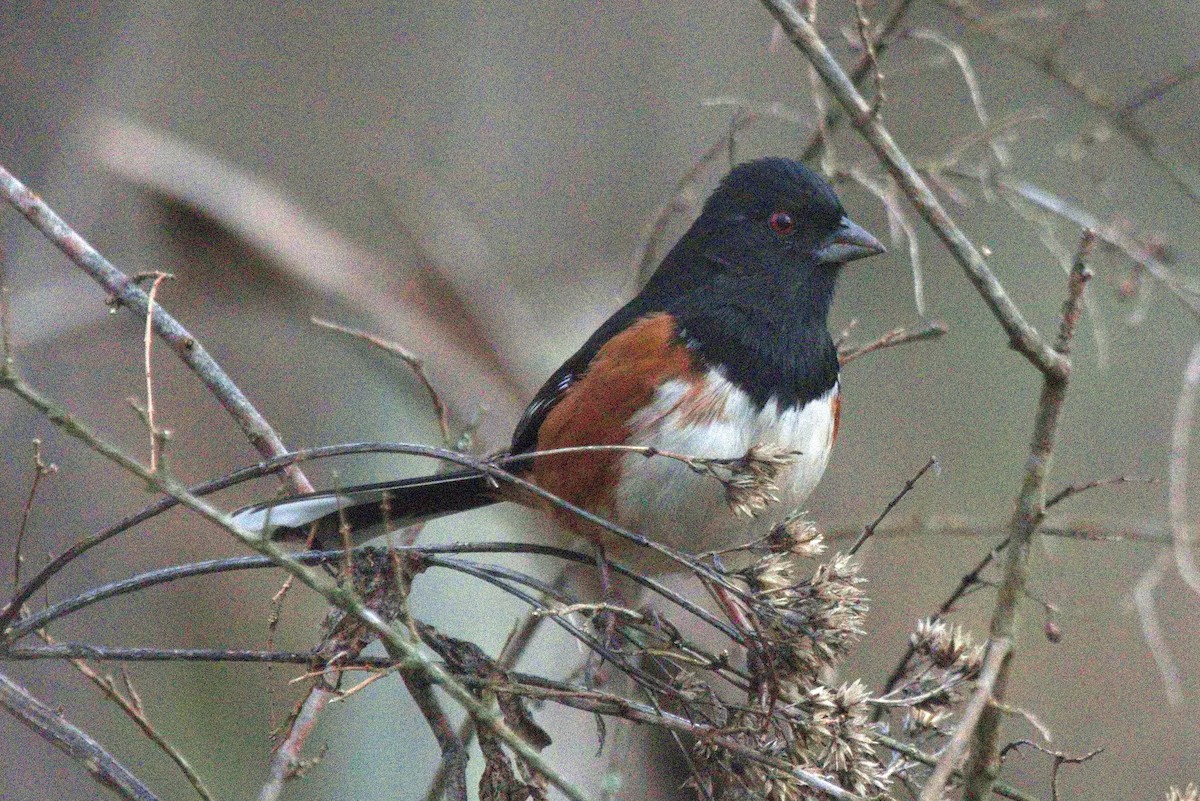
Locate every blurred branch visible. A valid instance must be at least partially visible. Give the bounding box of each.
[1168,339,1200,598]
[0,669,160,801]
[631,112,759,285]
[977,171,1200,323]
[1130,549,1184,705]
[89,115,524,407]
[0,161,314,494]
[934,0,1200,204]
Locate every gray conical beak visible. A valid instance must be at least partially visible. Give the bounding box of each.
[816,216,886,265]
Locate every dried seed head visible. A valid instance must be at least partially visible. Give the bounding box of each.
[912,618,976,671]
[745,552,868,683]
[724,444,798,517]
[769,513,827,557]
[906,707,952,731]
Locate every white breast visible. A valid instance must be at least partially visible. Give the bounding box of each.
[612,369,837,556]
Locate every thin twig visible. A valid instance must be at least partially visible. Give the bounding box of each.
[2,541,740,648]
[850,457,939,554]
[876,733,1039,801]
[139,271,174,472]
[851,0,885,114]
[798,0,921,162]
[3,643,392,665]
[13,439,57,592]
[838,321,947,365]
[312,316,453,445]
[1044,474,1156,509]
[39,630,214,801]
[1054,230,1095,354]
[259,686,335,801]
[0,669,161,801]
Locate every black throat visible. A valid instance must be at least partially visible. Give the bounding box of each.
[669,266,840,410]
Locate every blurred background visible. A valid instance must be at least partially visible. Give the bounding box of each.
[1,0,1198,798]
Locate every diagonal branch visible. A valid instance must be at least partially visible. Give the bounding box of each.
[757,0,1068,379]
[0,162,313,495]
[0,669,160,801]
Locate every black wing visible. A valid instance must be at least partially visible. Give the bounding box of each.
[509,298,656,455]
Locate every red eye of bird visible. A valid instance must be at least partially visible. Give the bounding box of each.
[768,210,795,236]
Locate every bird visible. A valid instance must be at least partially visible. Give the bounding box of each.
[232,157,885,571]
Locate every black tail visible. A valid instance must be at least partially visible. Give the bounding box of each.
[231,470,499,546]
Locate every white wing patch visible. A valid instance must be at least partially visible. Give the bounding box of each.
[613,369,837,554]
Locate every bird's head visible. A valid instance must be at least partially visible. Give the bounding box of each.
[694,157,885,284]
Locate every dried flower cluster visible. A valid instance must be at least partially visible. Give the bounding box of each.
[723,444,799,517]
[692,546,892,799]
[895,618,985,733]
[767,513,827,557]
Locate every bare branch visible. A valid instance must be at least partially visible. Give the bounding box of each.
[960,230,1093,799]
[838,321,947,365]
[0,669,160,801]
[40,631,213,801]
[1169,340,1200,598]
[758,0,1068,378]
[259,686,336,801]
[0,367,590,801]
[1131,550,1185,705]
[0,161,313,495]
